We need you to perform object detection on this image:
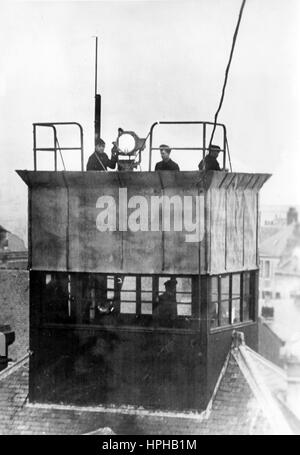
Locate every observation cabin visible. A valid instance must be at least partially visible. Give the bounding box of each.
[17,120,270,412]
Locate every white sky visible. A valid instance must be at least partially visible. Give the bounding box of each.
[0,0,300,239]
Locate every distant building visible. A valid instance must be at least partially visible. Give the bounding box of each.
[258,208,300,367]
[259,208,300,301]
[0,226,27,270]
[260,205,300,229]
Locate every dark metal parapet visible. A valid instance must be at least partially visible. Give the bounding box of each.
[16,170,270,275]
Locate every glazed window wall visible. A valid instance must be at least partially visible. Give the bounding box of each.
[38,271,256,330]
[40,273,199,329]
[208,271,256,329]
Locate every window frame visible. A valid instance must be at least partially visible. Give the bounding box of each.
[39,272,199,329]
[209,270,256,331]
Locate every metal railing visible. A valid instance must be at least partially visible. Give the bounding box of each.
[33,122,84,171]
[148,121,227,171]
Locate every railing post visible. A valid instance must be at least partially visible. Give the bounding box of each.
[33,122,84,172]
[79,124,84,171]
[33,124,37,171]
[148,122,158,172]
[53,126,57,171]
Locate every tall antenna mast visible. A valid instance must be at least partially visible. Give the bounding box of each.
[95,36,98,96]
[94,36,101,147]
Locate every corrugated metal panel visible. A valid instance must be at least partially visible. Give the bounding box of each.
[31,186,68,271]
[209,189,226,273]
[159,172,203,274]
[207,188,259,273]
[226,190,244,270]
[17,170,270,275]
[68,185,123,272]
[244,190,257,268]
[119,172,163,274]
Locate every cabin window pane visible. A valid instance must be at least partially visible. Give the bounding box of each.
[176,293,192,303]
[107,276,115,289]
[220,300,230,326]
[107,290,114,300]
[211,276,218,302]
[232,299,241,324]
[120,276,136,314]
[120,301,136,314]
[141,303,152,314]
[221,275,230,301]
[177,304,192,316]
[209,276,219,328]
[209,302,218,328]
[141,277,152,291]
[177,277,192,292]
[141,292,152,302]
[231,274,241,323]
[159,277,171,292]
[232,274,240,299]
[141,277,153,314]
[122,276,136,290]
[120,291,136,302]
[176,279,192,317]
[220,276,230,326]
[106,275,115,301]
[242,272,251,321]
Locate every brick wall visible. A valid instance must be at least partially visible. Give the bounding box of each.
[0,270,29,360]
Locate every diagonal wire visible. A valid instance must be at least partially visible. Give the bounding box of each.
[225,135,233,172]
[210,0,247,149]
[55,137,66,171]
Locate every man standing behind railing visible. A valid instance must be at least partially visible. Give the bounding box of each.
[198,144,221,171]
[155,144,180,171]
[86,138,118,171]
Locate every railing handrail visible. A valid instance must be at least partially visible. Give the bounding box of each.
[33,122,84,171]
[148,120,227,171]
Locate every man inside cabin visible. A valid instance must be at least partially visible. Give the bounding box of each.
[198,144,222,171]
[86,138,118,171]
[155,144,180,171]
[153,278,177,326]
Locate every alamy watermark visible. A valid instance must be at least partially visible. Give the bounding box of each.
[95,188,204,243]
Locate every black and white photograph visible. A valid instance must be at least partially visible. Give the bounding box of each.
[0,0,300,437]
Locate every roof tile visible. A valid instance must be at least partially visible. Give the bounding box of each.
[0,343,293,435]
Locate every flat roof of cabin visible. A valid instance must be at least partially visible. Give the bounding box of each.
[17,170,271,192]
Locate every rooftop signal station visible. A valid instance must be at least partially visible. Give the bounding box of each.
[17,2,271,411]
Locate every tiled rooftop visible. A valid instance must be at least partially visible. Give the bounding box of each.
[0,347,277,435]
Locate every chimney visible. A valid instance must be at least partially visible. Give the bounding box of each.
[287,207,298,225]
[280,333,300,420]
